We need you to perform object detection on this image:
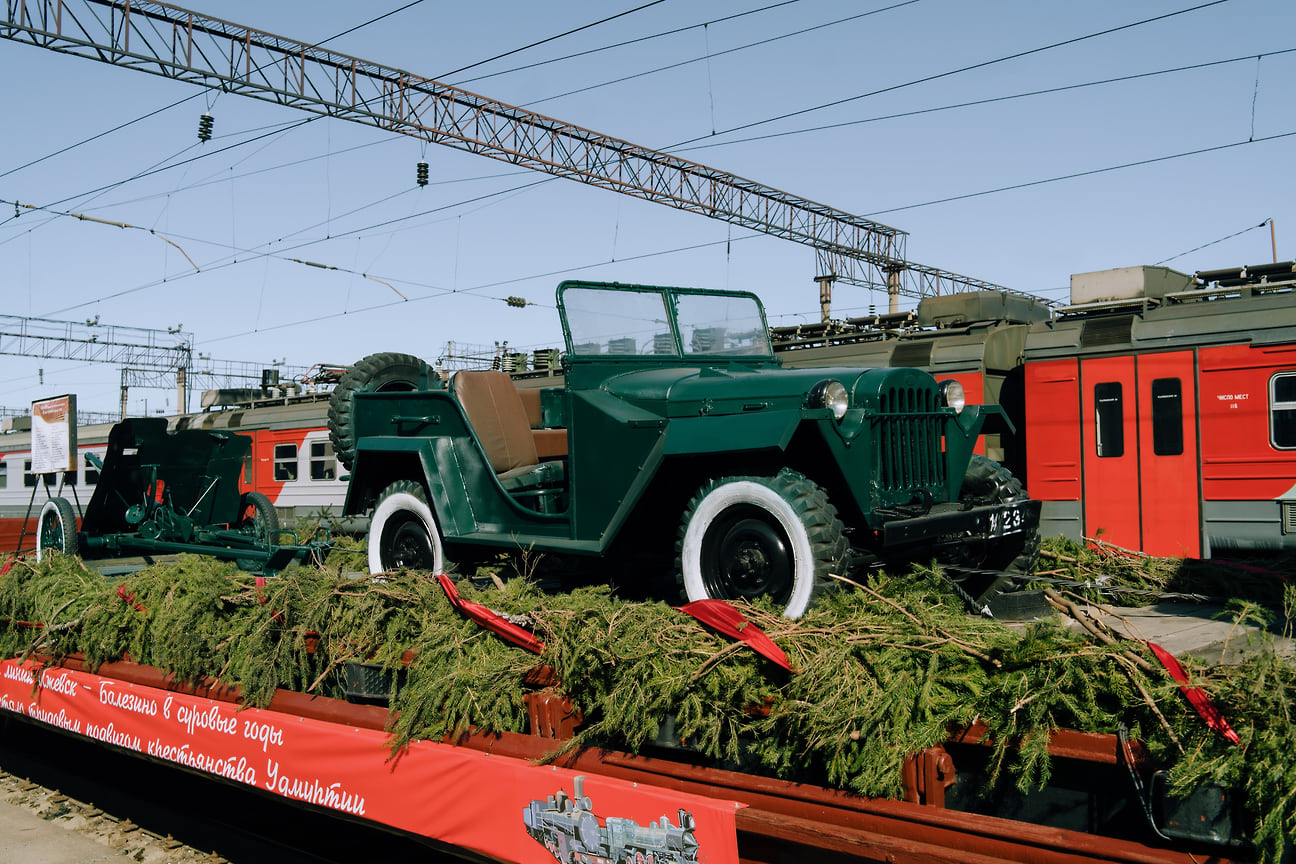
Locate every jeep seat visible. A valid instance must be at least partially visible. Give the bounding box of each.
[451,370,565,495]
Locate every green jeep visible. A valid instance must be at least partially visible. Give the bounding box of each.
[330,281,1040,617]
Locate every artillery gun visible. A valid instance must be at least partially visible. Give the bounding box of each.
[36,417,329,574]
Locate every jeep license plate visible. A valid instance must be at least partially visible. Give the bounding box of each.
[989,504,1028,537]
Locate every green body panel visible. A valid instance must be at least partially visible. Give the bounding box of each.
[345,390,576,549]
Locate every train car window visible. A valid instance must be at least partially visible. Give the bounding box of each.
[273,443,299,481]
[309,440,337,481]
[1271,372,1296,449]
[21,460,67,487]
[1150,378,1184,456]
[84,453,100,486]
[1094,382,1124,458]
[0,460,6,489]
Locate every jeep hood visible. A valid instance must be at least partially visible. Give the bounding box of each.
[602,364,910,416]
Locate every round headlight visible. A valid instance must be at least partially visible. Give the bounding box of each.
[810,379,849,420]
[938,379,966,414]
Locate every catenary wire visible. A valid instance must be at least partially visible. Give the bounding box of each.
[437,0,668,80]
[316,0,428,47]
[863,130,1296,217]
[1155,220,1273,266]
[520,0,921,109]
[672,46,1296,153]
[0,93,202,182]
[452,0,805,87]
[668,0,1235,148]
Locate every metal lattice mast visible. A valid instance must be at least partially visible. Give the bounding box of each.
[0,314,315,416]
[0,0,1010,304]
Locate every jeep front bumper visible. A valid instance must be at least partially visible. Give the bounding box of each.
[878,499,1042,549]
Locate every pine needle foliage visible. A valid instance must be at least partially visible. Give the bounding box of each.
[0,550,1292,858]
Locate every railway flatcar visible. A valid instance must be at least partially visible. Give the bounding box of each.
[0,393,348,554]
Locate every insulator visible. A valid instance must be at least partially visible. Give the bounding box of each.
[416,160,429,187]
[505,296,527,308]
[198,113,214,142]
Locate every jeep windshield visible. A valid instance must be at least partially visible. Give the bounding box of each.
[559,283,773,359]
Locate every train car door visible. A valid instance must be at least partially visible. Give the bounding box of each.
[252,429,302,506]
[1135,351,1200,557]
[1080,353,1202,556]
[1024,358,1083,541]
[1080,356,1141,550]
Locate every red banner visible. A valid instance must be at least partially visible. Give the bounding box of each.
[0,659,740,864]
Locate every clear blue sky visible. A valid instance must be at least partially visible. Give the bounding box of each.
[2,0,1292,418]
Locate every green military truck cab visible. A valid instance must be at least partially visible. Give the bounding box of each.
[333,281,1040,617]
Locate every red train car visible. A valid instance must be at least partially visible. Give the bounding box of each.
[1024,263,1296,557]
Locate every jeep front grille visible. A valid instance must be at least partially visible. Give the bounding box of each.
[876,384,945,493]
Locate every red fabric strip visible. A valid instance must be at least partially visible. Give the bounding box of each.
[436,574,544,655]
[116,583,146,613]
[679,599,792,671]
[1146,641,1240,745]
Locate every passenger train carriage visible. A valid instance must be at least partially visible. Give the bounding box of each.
[1023,263,1296,558]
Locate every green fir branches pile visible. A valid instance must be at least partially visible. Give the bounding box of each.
[0,547,1292,858]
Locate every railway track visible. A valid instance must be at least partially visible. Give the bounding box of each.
[0,716,477,864]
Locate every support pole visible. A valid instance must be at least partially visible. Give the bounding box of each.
[815,275,836,323]
[885,266,904,315]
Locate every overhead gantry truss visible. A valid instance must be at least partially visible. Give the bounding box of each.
[0,0,1012,301]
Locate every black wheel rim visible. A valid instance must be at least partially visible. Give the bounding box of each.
[40,511,63,552]
[382,513,436,570]
[699,504,794,604]
[240,503,268,541]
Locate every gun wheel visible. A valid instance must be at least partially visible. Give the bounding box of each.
[36,497,79,562]
[237,490,280,542]
[368,480,448,574]
[677,468,847,619]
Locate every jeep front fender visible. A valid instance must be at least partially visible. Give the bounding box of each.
[662,409,804,455]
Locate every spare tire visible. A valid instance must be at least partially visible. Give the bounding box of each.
[328,352,437,471]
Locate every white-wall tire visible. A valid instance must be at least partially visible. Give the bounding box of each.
[367,481,445,574]
[36,497,79,562]
[677,470,846,619]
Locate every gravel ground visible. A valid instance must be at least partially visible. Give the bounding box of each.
[0,770,218,863]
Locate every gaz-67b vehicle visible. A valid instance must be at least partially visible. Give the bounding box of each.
[329,281,1041,618]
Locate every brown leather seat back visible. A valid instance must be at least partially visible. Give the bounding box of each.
[451,371,538,475]
[517,387,543,428]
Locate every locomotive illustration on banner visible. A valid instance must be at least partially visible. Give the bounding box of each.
[522,775,701,864]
